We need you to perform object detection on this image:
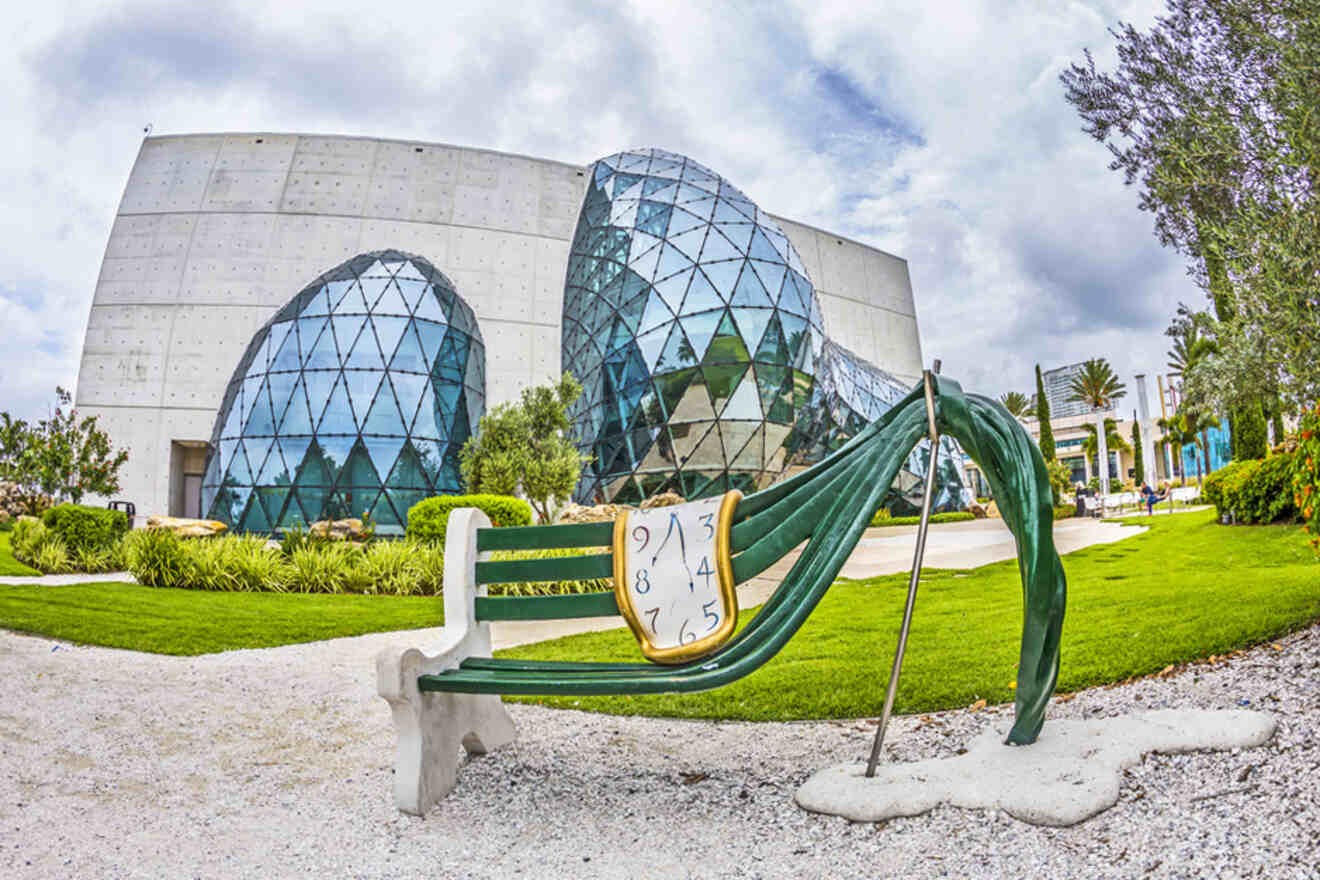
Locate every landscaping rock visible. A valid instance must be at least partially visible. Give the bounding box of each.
[639,490,685,509]
[967,502,988,519]
[984,500,1001,518]
[309,518,365,541]
[556,503,634,524]
[145,515,228,537]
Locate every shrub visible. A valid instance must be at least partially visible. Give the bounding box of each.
[123,529,190,588]
[1053,504,1075,520]
[1295,406,1320,550]
[406,494,533,546]
[868,511,977,527]
[34,535,71,574]
[356,540,425,595]
[42,503,129,553]
[1209,453,1299,524]
[287,542,357,594]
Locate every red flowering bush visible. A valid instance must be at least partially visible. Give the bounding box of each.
[1292,404,1320,550]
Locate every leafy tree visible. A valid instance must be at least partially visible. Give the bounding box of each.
[1132,421,1145,484]
[1034,365,1055,461]
[1061,0,1320,410]
[1233,401,1268,460]
[459,374,591,523]
[1067,359,1127,411]
[998,391,1031,419]
[1,388,129,505]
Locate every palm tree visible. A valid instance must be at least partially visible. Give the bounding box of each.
[998,391,1031,418]
[1068,359,1126,493]
[1081,418,1131,477]
[1158,411,1220,486]
[1166,317,1218,377]
[1066,358,1127,410]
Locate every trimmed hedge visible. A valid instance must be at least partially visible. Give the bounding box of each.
[406,494,533,546]
[42,504,129,553]
[1203,452,1299,524]
[868,511,977,528]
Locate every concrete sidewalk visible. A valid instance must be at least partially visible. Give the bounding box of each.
[489,514,1148,650]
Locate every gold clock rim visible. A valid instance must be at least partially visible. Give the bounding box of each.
[612,490,742,665]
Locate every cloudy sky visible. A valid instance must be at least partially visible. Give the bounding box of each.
[1,0,1198,422]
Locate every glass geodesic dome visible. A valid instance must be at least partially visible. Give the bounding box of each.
[561,148,825,503]
[201,250,484,534]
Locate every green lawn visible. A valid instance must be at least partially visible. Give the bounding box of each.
[499,510,1320,720]
[0,582,443,654]
[0,532,40,577]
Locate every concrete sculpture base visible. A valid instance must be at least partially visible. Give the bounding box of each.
[796,709,1276,827]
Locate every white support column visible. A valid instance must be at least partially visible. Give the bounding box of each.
[376,508,517,815]
[1095,408,1109,495]
[1134,374,1156,485]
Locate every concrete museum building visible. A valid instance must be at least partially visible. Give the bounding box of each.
[76,133,952,533]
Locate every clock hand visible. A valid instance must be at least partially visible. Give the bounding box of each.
[652,513,680,566]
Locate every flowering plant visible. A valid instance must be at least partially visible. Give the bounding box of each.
[1292,404,1320,550]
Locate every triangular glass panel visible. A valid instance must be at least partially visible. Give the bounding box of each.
[634,325,671,372]
[728,423,765,470]
[686,422,727,470]
[636,201,672,238]
[717,222,754,253]
[748,226,783,263]
[238,493,272,533]
[294,316,327,365]
[301,321,339,371]
[340,372,382,427]
[293,440,331,488]
[642,176,672,198]
[730,307,774,355]
[755,313,789,364]
[629,240,663,282]
[655,367,697,418]
[335,282,372,314]
[330,315,368,359]
[750,260,788,306]
[778,312,809,364]
[415,322,447,370]
[654,243,694,282]
[396,278,429,313]
[243,378,276,436]
[722,373,763,420]
[219,394,245,440]
[323,279,356,311]
[385,442,430,490]
[679,269,722,313]
[277,437,312,484]
[362,437,404,486]
[372,280,412,316]
[704,362,748,411]
[216,438,239,482]
[317,435,357,483]
[731,263,774,309]
[343,322,386,371]
[411,290,449,326]
[226,440,255,485]
[701,310,749,365]
[617,291,649,334]
[301,370,339,420]
[337,440,381,488]
[255,442,289,485]
[756,363,789,414]
[654,321,700,373]
[372,316,410,364]
[665,206,706,237]
[699,227,743,263]
[316,375,357,433]
[361,375,405,435]
[277,382,314,436]
[389,324,428,374]
[390,371,428,426]
[665,226,707,262]
[269,323,302,372]
[701,260,742,296]
[652,267,692,314]
[636,293,674,338]
[261,322,294,370]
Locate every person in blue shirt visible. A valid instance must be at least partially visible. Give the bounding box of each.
[1140,483,1166,515]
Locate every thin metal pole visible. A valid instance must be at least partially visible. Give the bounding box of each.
[866,368,941,777]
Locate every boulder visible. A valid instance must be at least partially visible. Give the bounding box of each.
[556,503,635,524]
[967,502,989,519]
[639,490,686,509]
[309,518,365,541]
[146,515,228,537]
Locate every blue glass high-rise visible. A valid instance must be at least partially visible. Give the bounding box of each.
[201,250,485,534]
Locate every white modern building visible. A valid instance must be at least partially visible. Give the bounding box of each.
[76,133,926,519]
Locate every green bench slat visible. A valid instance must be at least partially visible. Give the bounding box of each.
[475,553,613,584]
[461,657,645,673]
[474,592,619,621]
[476,521,613,551]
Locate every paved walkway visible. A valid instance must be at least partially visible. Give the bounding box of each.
[0,571,136,586]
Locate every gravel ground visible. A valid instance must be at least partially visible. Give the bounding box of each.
[1,621,1317,879]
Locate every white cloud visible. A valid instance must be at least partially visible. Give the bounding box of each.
[0,0,1196,421]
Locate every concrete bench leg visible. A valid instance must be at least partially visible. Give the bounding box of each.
[378,647,516,815]
[376,508,516,815]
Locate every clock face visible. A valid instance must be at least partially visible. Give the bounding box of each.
[613,491,741,664]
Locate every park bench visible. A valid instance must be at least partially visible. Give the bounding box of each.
[377,374,1068,814]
